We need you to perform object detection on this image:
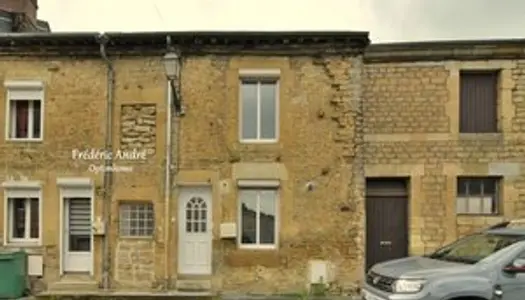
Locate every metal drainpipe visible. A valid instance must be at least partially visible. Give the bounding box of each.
[98,33,115,291]
[163,35,173,288]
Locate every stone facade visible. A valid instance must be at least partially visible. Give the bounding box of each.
[1,32,525,296]
[364,43,525,255]
[0,54,167,291]
[0,32,368,296]
[175,55,365,293]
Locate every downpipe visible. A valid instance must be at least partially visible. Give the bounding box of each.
[163,35,174,289]
[98,33,115,291]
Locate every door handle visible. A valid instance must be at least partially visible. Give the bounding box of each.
[380,241,392,246]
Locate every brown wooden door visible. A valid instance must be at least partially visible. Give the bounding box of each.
[365,178,409,271]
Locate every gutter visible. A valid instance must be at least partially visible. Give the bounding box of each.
[163,35,174,288]
[98,32,115,291]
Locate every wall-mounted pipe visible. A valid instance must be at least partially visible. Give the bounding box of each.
[98,32,115,291]
[163,35,174,288]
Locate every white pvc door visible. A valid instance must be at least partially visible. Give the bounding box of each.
[178,187,212,275]
[63,197,92,273]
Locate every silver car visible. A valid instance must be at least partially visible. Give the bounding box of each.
[362,224,525,300]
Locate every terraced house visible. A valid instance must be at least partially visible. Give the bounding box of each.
[1,31,525,297]
[362,40,525,271]
[0,31,369,296]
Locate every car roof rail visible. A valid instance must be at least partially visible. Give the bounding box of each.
[488,221,511,229]
[488,219,525,230]
[508,219,525,228]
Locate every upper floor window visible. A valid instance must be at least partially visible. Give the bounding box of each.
[239,70,279,143]
[456,177,500,215]
[5,80,44,141]
[459,71,499,133]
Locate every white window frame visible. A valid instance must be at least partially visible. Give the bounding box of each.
[2,181,43,246]
[238,69,280,144]
[237,179,280,250]
[118,202,155,237]
[4,80,45,142]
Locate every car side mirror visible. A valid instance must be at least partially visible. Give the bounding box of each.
[503,258,525,273]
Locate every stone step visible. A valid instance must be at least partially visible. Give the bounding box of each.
[45,278,99,292]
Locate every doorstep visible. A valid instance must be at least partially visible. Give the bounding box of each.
[45,273,99,292]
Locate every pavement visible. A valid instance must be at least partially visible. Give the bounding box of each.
[20,292,362,300]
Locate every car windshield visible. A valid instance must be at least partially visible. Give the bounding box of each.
[426,233,525,264]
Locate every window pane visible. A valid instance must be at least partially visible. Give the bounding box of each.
[258,190,276,244]
[11,198,26,238]
[30,198,39,238]
[240,191,257,244]
[69,235,90,251]
[241,81,258,140]
[483,179,497,195]
[12,101,29,138]
[119,203,154,236]
[199,209,207,221]
[146,218,154,231]
[260,82,277,139]
[457,179,468,195]
[32,100,41,138]
[468,180,482,195]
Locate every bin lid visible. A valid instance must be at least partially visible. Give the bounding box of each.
[0,249,26,255]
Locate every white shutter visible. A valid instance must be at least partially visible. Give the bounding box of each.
[481,197,494,214]
[69,198,91,235]
[456,197,468,214]
[468,197,483,214]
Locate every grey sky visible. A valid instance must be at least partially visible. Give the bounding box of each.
[38,0,525,42]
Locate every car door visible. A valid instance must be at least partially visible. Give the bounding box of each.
[499,250,525,300]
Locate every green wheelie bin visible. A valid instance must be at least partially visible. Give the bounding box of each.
[0,250,27,299]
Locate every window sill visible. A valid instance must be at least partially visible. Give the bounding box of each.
[6,138,43,143]
[3,241,41,248]
[239,139,279,145]
[458,133,502,140]
[238,244,277,251]
[118,236,154,241]
[456,213,502,217]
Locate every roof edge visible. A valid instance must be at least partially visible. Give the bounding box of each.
[365,38,525,63]
[0,31,371,56]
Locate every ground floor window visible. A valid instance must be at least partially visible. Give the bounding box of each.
[6,193,40,244]
[118,202,155,237]
[239,187,278,248]
[456,177,500,215]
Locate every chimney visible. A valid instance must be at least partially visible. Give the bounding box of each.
[0,0,38,22]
